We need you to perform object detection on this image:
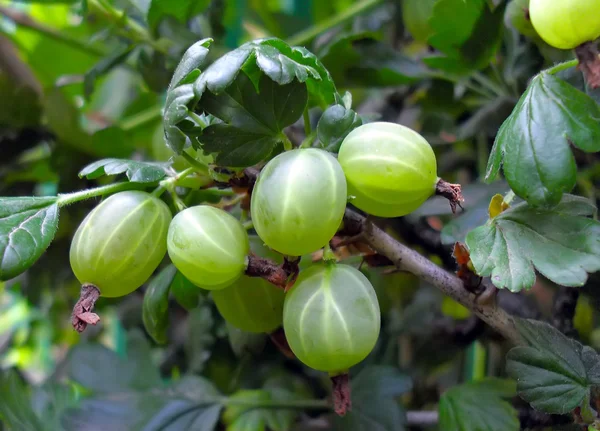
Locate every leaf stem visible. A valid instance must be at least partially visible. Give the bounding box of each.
[181,150,210,174]
[119,106,163,131]
[221,397,330,411]
[152,167,196,197]
[287,0,384,46]
[545,59,579,75]
[0,4,106,57]
[57,182,150,207]
[303,108,312,137]
[504,190,516,205]
[300,130,317,148]
[280,133,293,151]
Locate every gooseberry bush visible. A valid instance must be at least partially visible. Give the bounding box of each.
[2,0,600,430]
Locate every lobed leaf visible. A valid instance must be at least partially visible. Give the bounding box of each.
[0,196,59,281]
[438,378,519,431]
[486,73,600,207]
[223,389,301,431]
[506,319,600,414]
[0,370,45,431]
[466,195,600,292]
[164,38,337,159]
[317,104,362,152]
[78,158,170,183]
[142,265,178,344]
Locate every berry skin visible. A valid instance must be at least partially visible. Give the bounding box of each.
[529,0,600,49]
[338,122,438,217]
[212,276,285,333]
[283,264,381,375]
[167,206,249,290]
[70,191,172,298]
[251,148,347,257]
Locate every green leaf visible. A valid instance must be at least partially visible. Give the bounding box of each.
[317,104,362,152]
[402,0,437,42]
[486,73,600,207]
[170,271,200,310]
[466,195,600,292]
[0,196,59,281]
[506,318,600,414]
[83,46,135,99]
[223,389,301,431]
[196,73,307,167]
[143,265,177,345]
[169,38,213,90]
[186,306,215,373]
[62,375,222,431]
[426,0,505,73]
[65,332,161,393]
[31,383,79,431]
[165,38,337,154]
[335,366,412,431]
[319,32,427,88]
[439,378,519,431]
[147,0,211,30]
[0,370,45,431]
[78,158,169,183]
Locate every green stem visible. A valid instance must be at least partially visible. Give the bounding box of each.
[287,0,384,46]
[0,4,106,57]
[119,106,163,131]
[222,397,330,411]
[471,72,506,97]
[242,220,254,230]
[153,167,196,197]
[281,133,293,151]
[504,190,516,205]
[322,243,337,262]
[303,108,312,137]
[300,130,317,148]
[57,182,149,207]
[87,0,169,54]
[181,151,210,174]
[545,59,579,75]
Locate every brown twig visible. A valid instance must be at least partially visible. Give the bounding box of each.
[435,179,464,213]
[71,284,101,333]
[331,373,351,416]
[245,255,299,290]
[343,209,521,345]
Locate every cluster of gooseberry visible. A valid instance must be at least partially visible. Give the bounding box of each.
[69,122,450,413]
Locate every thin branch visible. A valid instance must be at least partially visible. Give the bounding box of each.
[0,5,106,57]
[343,209,522,345]
[406,411,439,427]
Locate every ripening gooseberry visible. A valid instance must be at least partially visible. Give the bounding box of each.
[283,264,380,375]
[69,191,172,297]
[529,0,600,50]
[167,205,249,290]
[338,122,438,217]
[251,148,347,257]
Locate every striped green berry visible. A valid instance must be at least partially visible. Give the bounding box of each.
[167,206,249,290]
[70,191,172,298]
[338,122,438,217]
[283,263,380,374]
[251,148,347,257]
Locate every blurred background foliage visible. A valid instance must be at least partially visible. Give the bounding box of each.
[1,0,599,430]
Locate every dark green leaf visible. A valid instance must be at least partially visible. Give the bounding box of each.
[186,306,215,373]
[0,370,45,431]
[506,319,600,414]
[143,265,177,344]
[426,0,505,72]
[486,72,600,207]
[466,195,600,292]
[0,196,59,281]
[170,271,200,310]
[196,73,307,167]
[317,104,362,152]
[223,389,301,431]
[62,376,222,431]
[319,32,427,88]
[31,383,79,431]
[165,38,337,153]
[79,158,169,183]
[147,0,211,30]
[335,366,412,431]
[65,333,160,393]
[439,378,519,431]
[83,46,135,99]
